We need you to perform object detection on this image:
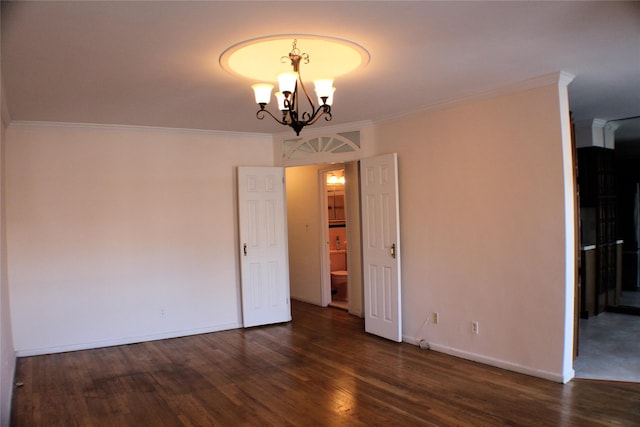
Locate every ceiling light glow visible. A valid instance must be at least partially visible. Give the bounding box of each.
[220,35,369,135]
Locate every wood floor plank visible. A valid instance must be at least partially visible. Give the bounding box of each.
[10,300,640,426]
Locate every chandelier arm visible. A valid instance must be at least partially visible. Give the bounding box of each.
[300,110,312,122]
[304,105,332,126]
[290,86,299,123]
[256,108,288,126]
[295,68,317,116]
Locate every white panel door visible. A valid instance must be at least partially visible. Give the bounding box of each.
[238,167,291,328]
[360,153,402,342]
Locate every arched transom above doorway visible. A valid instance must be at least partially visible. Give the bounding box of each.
[282,131,361,165]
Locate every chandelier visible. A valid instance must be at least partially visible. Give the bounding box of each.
[251,40,335,136]
[327,172,345,185]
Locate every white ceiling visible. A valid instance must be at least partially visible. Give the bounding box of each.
[2,1,639,138]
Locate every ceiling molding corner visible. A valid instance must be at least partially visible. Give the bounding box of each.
[558,71,576,87]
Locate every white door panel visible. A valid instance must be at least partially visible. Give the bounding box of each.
[361,153,402,342]
[238,167,291,328]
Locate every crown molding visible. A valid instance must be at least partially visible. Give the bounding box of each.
[375,71,576,126]
[7,120,273,140]
[273,119,374,140]
[558,71,576,87]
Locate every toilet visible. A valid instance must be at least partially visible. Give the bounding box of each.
[330,270,348,300]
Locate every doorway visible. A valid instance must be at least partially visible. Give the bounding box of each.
[324,167,348,309]
[285,154,403,343]
[285,162,363,317]
[573,117,640,382]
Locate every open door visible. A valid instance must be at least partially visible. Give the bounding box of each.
[238,167,291,328]
[360,153,402,342]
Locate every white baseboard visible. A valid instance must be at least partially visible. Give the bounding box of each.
[403,334,572,383]
[15,322,243,357]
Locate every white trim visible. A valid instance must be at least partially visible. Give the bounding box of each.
[7,120,272,139]
[558,80,577,385]
[319,167,331,308]
[575,118,608,148]
[375,71,576,126]
[279,129,364,167]
[273,120,374,141]
[591,118,607,129]
[283,133,360,160]
[404,336,572,383]
[15,322,242,357]
[557,71,576,87]
[604,121,621,149]
[282,151,361,168]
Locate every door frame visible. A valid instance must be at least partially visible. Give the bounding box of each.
[277,126,387,325]
[319,165,348,307]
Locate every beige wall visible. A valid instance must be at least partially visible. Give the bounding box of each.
[372,81,573,381]
[282,77,574,381]
[6,124,272,355]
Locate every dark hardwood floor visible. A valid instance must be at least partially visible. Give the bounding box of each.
[11,300,640,426]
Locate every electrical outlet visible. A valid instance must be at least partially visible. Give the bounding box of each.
[432,312,439,324]
[471,321,479,335]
